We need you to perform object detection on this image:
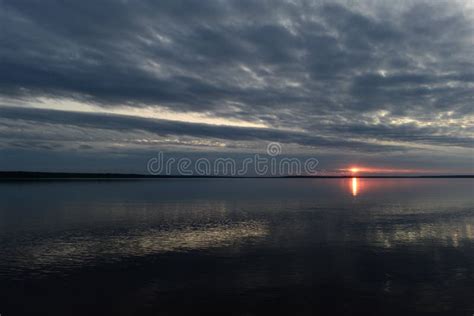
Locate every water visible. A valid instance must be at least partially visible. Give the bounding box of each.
[0,178,473,315]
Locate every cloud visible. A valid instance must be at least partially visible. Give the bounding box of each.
[0,0,473,172]
[0,106,404,152]
[0,106,471,154]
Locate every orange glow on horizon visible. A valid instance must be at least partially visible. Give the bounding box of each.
[340,166,440,175]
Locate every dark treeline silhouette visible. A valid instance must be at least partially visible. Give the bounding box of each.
[1,171,472,180]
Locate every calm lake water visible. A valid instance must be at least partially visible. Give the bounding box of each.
[0,178,473,315]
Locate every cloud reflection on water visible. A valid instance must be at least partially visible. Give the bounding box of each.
[0,179,472,283]
[3,221,268,276]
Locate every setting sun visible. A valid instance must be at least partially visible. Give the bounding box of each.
[350,167,359,173]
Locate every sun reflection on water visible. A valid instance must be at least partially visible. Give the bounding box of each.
[351,177,358,196]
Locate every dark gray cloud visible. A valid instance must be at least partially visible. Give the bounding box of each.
[1,0,472,112]
[0,106,471,153]
[0,106,404,152]
[0,0,473,173]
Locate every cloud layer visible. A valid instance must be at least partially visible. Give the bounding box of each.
[0,0,473,173]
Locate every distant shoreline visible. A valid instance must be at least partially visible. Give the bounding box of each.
[0,171,473,180]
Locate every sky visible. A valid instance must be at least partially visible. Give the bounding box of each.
[0,0,473,175]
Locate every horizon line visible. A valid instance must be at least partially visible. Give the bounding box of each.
[0,171,473,180]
